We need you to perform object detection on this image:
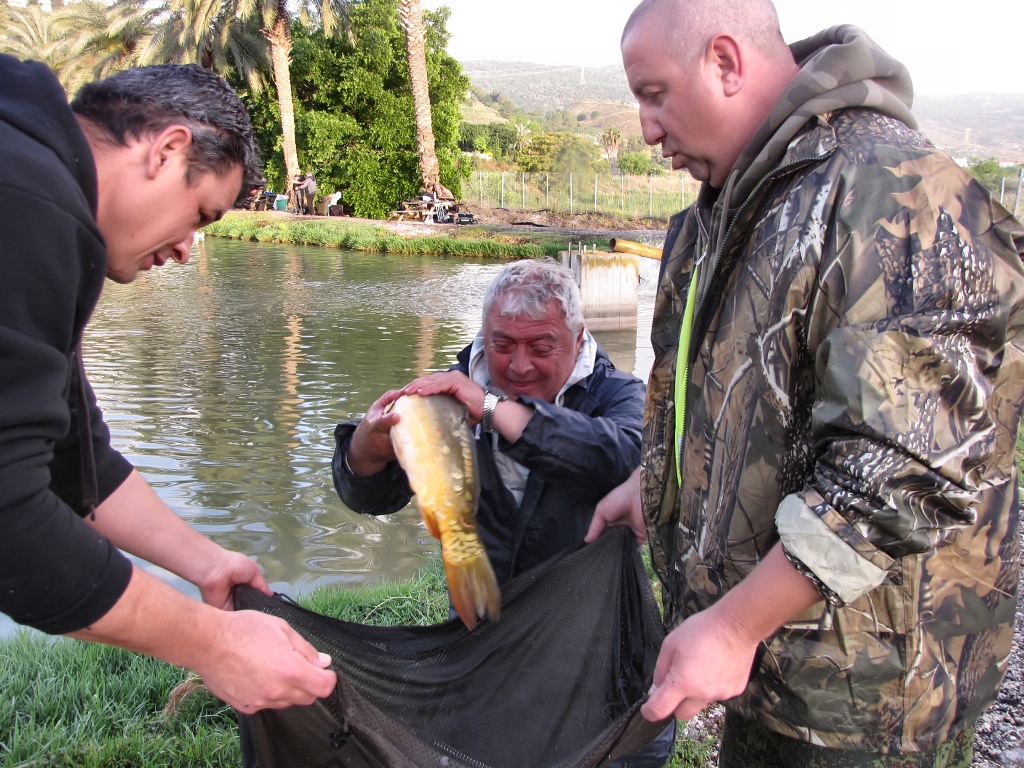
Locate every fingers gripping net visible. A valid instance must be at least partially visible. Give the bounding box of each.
[236,528,669,767]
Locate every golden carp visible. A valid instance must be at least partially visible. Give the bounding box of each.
[389,393,501,629]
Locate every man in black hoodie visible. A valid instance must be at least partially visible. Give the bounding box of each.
[0,59,336,714]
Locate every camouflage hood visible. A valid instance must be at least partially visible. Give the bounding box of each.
[727,25,916,211]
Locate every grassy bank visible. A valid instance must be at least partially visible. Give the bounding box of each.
[203,212,571,259]
[0,559,708,767]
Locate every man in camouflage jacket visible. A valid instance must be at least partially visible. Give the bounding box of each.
[590,0,1024,760]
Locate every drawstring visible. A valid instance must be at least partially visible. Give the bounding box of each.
[75,341,99,521]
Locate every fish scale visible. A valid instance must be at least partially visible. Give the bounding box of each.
[389,393,501,629]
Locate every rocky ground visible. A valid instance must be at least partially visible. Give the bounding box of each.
[974,567,1024,767]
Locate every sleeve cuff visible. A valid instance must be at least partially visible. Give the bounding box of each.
[776,493,891,605]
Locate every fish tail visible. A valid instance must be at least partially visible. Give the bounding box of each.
[444,550,501,630]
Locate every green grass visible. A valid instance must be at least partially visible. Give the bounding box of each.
[203,212,569,259]
[1,557,709,767]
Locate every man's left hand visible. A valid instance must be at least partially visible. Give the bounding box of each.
[641,604,757,722]
[196,549,272,610]
[403,371,486,423]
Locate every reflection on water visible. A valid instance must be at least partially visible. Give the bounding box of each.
[1,238,656,634]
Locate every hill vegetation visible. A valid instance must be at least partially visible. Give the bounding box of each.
[461,60,1024,162]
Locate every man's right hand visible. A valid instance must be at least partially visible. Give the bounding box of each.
[347,389,404,476]
[195,609,336,713]
[68,566,336,714]
[586,465,646,544]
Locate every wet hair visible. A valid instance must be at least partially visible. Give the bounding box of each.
[483,259,584,336]
[71,64,261,202]
[622,0,787,64]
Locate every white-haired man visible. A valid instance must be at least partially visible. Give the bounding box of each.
[333,259,672,765]
[589,0,1024,766]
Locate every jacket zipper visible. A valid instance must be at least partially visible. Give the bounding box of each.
[672,148,836,493]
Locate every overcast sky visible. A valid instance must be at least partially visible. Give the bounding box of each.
[422,0,1023,96]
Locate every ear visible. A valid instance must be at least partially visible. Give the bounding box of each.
[145,125,193,180]
[575,326,585,352]
[707,34,744,98]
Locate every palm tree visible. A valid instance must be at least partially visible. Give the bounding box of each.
[0,4,77,87]
[512,122,531,160]
[173,0,348,187]
[601,127,622,160]
[55,0,166,85]
[397,0,451,200]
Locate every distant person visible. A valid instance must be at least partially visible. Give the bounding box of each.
[332,259,672,766]
[296,171,317,215]
[0,58,336,715]
[589,1,1024,768]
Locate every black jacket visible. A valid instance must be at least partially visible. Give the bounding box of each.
[333,343,645,584]
[0,55,133,634]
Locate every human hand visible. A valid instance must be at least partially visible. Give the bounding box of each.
[196,549,271,610]
[585,466,646,544]
[641,606,757,722]
[196,609,337,714]
[348,389,404,476]
[402,371,487,424]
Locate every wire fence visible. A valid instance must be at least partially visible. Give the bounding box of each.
[468,170,699,220]
[470,168,1024,222]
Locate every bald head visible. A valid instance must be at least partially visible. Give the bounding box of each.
[621,0,799,187]
[623,0,789,66]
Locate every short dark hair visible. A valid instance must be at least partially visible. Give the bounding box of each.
[71,64,262,203]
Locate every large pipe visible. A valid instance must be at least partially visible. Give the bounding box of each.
[609,238,662,261]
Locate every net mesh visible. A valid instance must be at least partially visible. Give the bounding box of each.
[236,527,669,768]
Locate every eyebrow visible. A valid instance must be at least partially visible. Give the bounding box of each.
[492,331,559,343]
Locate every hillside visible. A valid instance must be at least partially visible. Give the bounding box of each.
[461,61,634,113]
[461,60,1024,161]
[915,94,1024,161]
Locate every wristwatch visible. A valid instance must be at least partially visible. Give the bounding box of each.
[481,390,507,433]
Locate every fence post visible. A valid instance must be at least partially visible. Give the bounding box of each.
[546,173,550,209]
[649,174,653,218]
[570,172,574,215]
[620,174,624,212]
[501,172,505,209]
[522,173,526,210]
[1000,176,1006,205]
[594,174,598,212]
[1015,169,1024,218]
[479,171,483,205]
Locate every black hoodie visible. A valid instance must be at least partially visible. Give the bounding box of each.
[0,54,133,634]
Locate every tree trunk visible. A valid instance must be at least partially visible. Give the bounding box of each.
[266,0,300,199]
[398,0,451,200]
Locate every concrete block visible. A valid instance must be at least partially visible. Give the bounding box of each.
[560,250,639,331]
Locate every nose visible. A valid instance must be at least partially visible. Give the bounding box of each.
[638,104,665,148]
[508,345,533,376]
[171,231,196,264]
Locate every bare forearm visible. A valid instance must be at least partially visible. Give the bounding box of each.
[88,470,223,586]
[492,399,533,443]
[67,565,218,667]
[642,542,823,721]
[710,542,821,645]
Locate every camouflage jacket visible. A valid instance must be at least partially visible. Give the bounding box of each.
[642,26,1024,752]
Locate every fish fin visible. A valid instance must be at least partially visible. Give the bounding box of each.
[445,553,502,630]
[419,506,441,540]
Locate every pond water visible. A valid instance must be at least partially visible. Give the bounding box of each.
[0,237,657,636]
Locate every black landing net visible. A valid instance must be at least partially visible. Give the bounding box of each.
[235,527,670,767]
